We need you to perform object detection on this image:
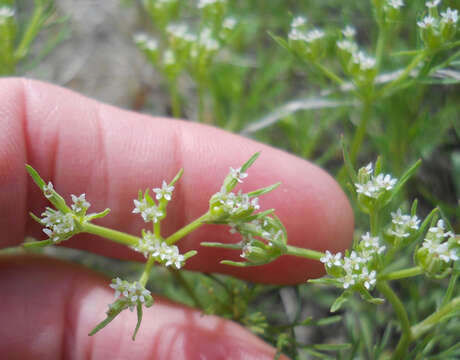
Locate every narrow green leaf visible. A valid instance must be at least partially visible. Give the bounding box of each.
[169,168,184,186]
[341,137,357,183]
[132,304,143,340]
[330,292,349,312]
[268,31,290,51]
[25,164,46,188]
[201,242,242,250]
[313,343,352,351]
[220,260,261,267]
[183,250,197,260]
[382,159,422,207]
[315,315,342,326]
[85,208,111,221]
[23,239,52,249]
[247,182,281,197]
[240,152,260,173]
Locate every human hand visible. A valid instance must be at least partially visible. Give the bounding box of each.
[0,78,353,359]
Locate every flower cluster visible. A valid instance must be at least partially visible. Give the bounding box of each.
[71,194,91,214]
[109,278,153,311]
[0,6,14,23]
[132,231,185,269]
[133,198,164,223]
[321,232,386,291]
[416,219,458,277]
[387,208,420,241]
[417,2,459,46]
[355,162,398,200]
[213,191,260,218]
[40,208,75,243]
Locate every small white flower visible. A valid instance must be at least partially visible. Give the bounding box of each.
[342,273,357,289]
[418,16,437,29]
[320,250,343,268]
[291,16,307,28]
[337,39,358,53]
[441,8,459,24]
[71,193,90,213]
[43,182,54,199]
[163,50,176,65]
[388,226,410,238]
[0,6,14,22]
[360,268,377,290]
[305,29,325,42]
[426,0,441,8]
[198,0,225,8]
[352,51,376,70]
[230,167,248,183]
[374,173,397,191]
[132,198,164,223]
[223,17,237,30]
[289,28,306,41]
[355,181,378,198]
[153,181,174,201]
[198,28,219,51]
[342,25,356,38]
[387,0,404,9]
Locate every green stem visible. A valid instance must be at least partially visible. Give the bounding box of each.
[380,266,423,281]
[313,62,345,86]
[375,21,387,72]
[14,3,44,61]
[349,99,373,165]
[370,209,379,236]
[81,223,139,247]
[411,296,460,340]
[169,78,181,118]
[165,212,210,245]
[169,268,204,309]
[139,255,155,286]
[285,245,324,261]
[380,51,426,97]
[377,281,412,359]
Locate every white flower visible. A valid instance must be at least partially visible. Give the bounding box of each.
[388,226,410,238]
[360,268,377,290]
[352,51,376,70]
[305,29,325,42]
[374,173,397,190]
[289,28,306,41]
[71,193,90,213]
[418,16,437,29]
[41,209,75,243]
[361,233,386,254]
[387,0,404,9]
[441,8,459,24]
[43,182,54,199]
[320,250,343,268]
[153,181,174,201]
[230,167,248,183]
[428,219,454,239]
[198,28,219,51]
[223,17,237,30]
[342,273,357,289]
[132,199,164,223]
[337,39,358,53]
[0,6,14,22]
[198,0,225,8]
[342,25,356,38]
[291,16,307,28]
[355,181,378,198]
[163,50,176,65]
[109,279,151,310]
[426,0,441,8]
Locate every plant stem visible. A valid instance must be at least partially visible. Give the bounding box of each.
[380,51,426,97]
[169,268,204,309]
[375,21,387,72]
[169,78,181,118]
[14,3,44,61]
[380,266,423,281]
[370,208,379,236]
[377,281,412,359]
[139,255,155,286]
[349,99,373,165]
[411,296,460,340]
[285,245,324,261]
[313,62,345,86]
[165,212,210,245]
[81,223,139,247]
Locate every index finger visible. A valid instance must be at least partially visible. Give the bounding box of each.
[0,78,353,284]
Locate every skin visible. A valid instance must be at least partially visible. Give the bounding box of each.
[0,78,354,359]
